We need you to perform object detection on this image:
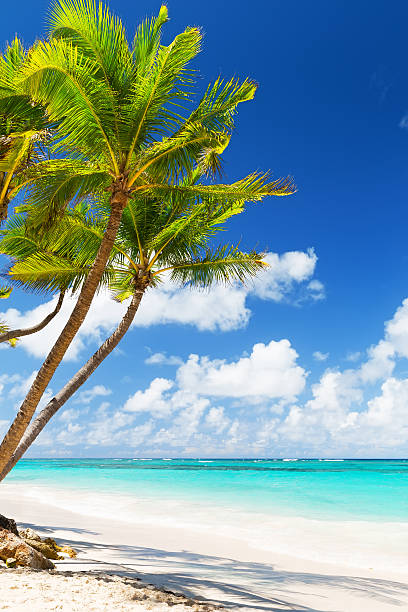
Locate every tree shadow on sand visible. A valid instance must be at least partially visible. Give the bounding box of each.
[17,521,408,612]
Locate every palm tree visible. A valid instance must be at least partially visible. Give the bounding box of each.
[0,165,286,478]
[0,0,295,472]
[0,38,51,222]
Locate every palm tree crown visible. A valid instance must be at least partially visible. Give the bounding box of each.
[1,168,271,300]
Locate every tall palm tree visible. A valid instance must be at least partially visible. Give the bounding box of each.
[0,170,277,478]
[0,0,295,472]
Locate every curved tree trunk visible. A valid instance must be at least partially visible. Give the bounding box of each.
[0,291,65,343]
[0,288,144,481]
[0,189,129,473]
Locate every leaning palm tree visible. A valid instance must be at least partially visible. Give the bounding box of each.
[0,170,275,478]
[0,0,295,472]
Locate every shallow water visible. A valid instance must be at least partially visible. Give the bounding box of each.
[7,458,408,522]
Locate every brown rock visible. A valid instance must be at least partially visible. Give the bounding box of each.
[19,528,41,542]
[6,557,17,568]
[24,539,62,560]
[0,514,18,536]
[0,529,54,569]
[42,537,77,559]
[59,545,77,558]
[43,537,61,551]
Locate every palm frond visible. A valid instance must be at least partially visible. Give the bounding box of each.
[0,285,12,299]
[17,37,118,167]
[6,251,113,294]
[182,77,257,136]
[162,244,267,288]
[122,25,202,163]
[132,5,168,71]
[49,0,133,91]
[130,124,229,185]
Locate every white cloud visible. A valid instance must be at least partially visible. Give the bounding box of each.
[145,352,183,366]
[359,340,395,383]
[307,279,325,301]
[384,298,408,358]
[56,422,83,446]
[123,378,174,416]
[177,340,306,400]
[24,289,408,458]
[353,377,408,446]
[345,351,361,362]
[313,351,329,362]
[0,249,323,361]
[204,406,230,433]
[250,249,322,302]
[75,385,112,405]
[59,408,81,423]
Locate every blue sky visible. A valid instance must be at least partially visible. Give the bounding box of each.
[1,0,408,457]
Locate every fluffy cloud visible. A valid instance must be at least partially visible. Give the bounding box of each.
[251,249,318,301]
[313,351,329,362]
[75,385,112,405]
[204,406,230,434]
[123,378,175,417]
[176,340,306,400]
[0,249,324,361]
[145,352,183,366]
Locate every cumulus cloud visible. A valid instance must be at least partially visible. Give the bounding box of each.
[204,406,230,434]
[123,378,175,417]
[176,340,306,400]
[250,249,322,302]
[0,249,324,361]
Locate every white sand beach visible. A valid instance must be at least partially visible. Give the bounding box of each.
[1,485,407,611]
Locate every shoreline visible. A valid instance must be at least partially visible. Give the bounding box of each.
[1,486,408,610]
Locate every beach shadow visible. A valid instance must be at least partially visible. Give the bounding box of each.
[17,520,408,612]
[20,521,99,536]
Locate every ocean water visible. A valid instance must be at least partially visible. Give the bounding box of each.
[4,458,408,570]
[6,457,408,521]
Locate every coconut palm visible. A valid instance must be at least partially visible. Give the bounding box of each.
[0,38,51,222]
[0,167,277,478]
[0,0,295,472]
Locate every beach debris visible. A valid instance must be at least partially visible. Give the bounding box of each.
[19,527,41,541]
[0,529,55,569]
[0,514,18,536]
[5,557,17,568]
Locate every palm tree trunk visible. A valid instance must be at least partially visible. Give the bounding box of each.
[0,288,144,481]
[0,291,65,343]
[0,188,129,473]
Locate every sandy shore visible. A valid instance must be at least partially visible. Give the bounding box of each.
[1,488,407,611]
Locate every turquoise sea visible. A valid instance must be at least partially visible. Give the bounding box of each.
[6,458,408,522]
